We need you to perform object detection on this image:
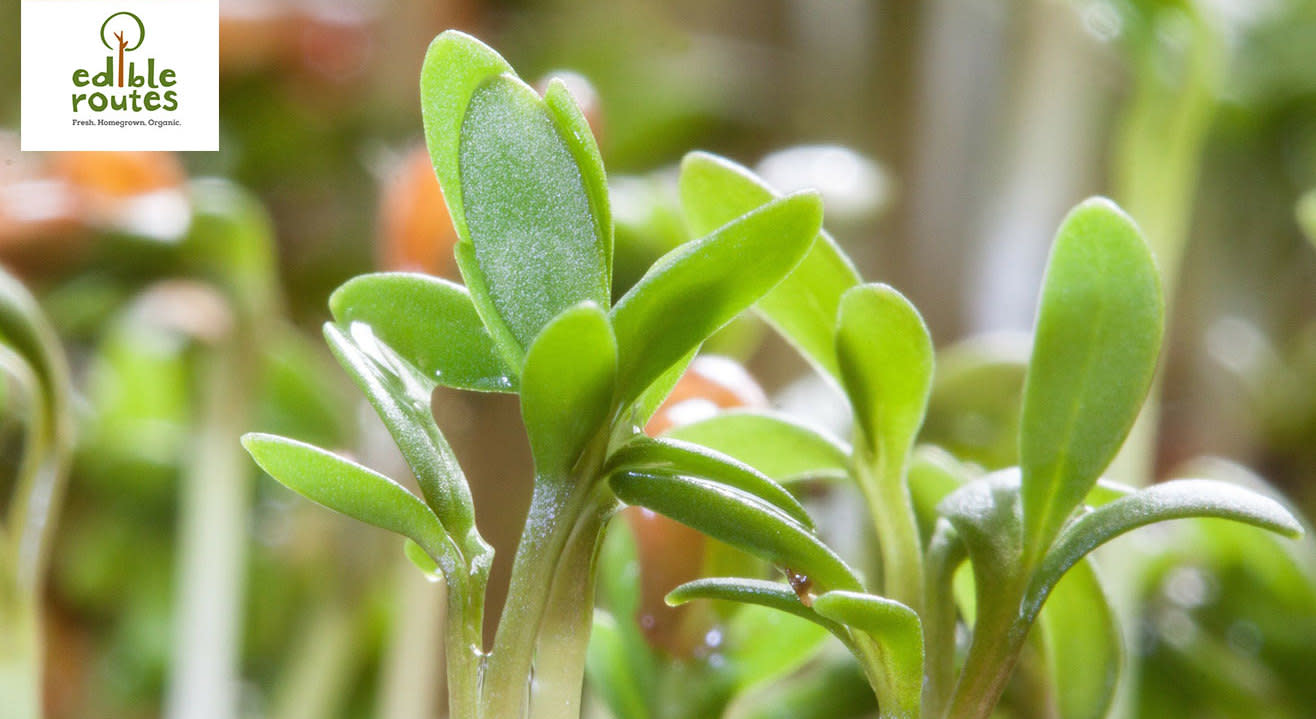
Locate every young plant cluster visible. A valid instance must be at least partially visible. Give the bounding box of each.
[243,31,1304,719]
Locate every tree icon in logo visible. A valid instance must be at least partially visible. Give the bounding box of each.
[100,11,145,88]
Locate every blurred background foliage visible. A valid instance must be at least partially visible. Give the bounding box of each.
[3,0,1316,717]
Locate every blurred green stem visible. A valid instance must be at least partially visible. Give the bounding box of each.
[164,342,254,719]
[376,559,446,719]
[1108,8,1220,489]
[1105,13,1220,719]
[0,597,39,719]
[270,600,357,719]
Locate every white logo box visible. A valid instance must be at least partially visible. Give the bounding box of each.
[21,0,218,151]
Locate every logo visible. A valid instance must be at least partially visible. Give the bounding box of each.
[21,0,218,151]
[71,11,179,113]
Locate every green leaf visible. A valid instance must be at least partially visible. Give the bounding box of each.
[323,323,488,565]
[937,470,1026,590]
[922,332,1029,470]
[679,152,861,382]
[835,283,934,465]
[663,410,851,484]
[610,471,861,592]
[520,302,616,474]
[725,602,832,691]
[403,538,443,580]
[543,79,612,274]
[1020,198,1164,559]
[458,74,610,353]
[420,30,512,247]
[1026,478,1303,620]
[666,578,850,644]
[632,348,695,428]
[606,436,813,528]
[329,273,515,392]
[1037,558,1120,719]
[587,612,652,719]
[242,433,458,572]
[908,446,973,541]
[811,591,924,719]
[610,192,823,409]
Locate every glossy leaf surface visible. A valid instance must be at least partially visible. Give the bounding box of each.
[323,323,485,561]
[679,152,861,382]
[610,193,822,408]
[1020,198,1164,558]
[610,471,860,592]
[606,436,813,527]
[520,302,616,474]
[243,434,456,569]
[663,410,850,484]
[329,273,515,392]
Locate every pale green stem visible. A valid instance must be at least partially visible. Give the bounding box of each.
[851,634,917,719]
[854,444,924,614]
[164,344,253,719]
[376,559,446,719]
[481,476,595,719]
[0,587,40,719]
[528,497,613,719]
[943,592,1029,719]
[446,567,486,719]
[481,433,611,719]
[270,601,357,719]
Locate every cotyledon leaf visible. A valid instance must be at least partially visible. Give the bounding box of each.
[542,78,612,275]
[242,433,459,574]
[605,435,813,527]
[610,470,861,592]
[835,283,934,466]
[520,302,616,475]
[662,410,851,485]
[1020,198,1164,560]
[459,73,609,353]
[610,192,822,410]
[1037,557,1120,719]
[811,590,924,719]
[420,30,511,247]
[679,152,861,383]
[1025,478,1303,620]
[323,322,487,563]
[329,273,515,392]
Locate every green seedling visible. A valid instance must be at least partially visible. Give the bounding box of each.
[244,30,826,719]
[242,30,1305,719]
[658,156,1304,719]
